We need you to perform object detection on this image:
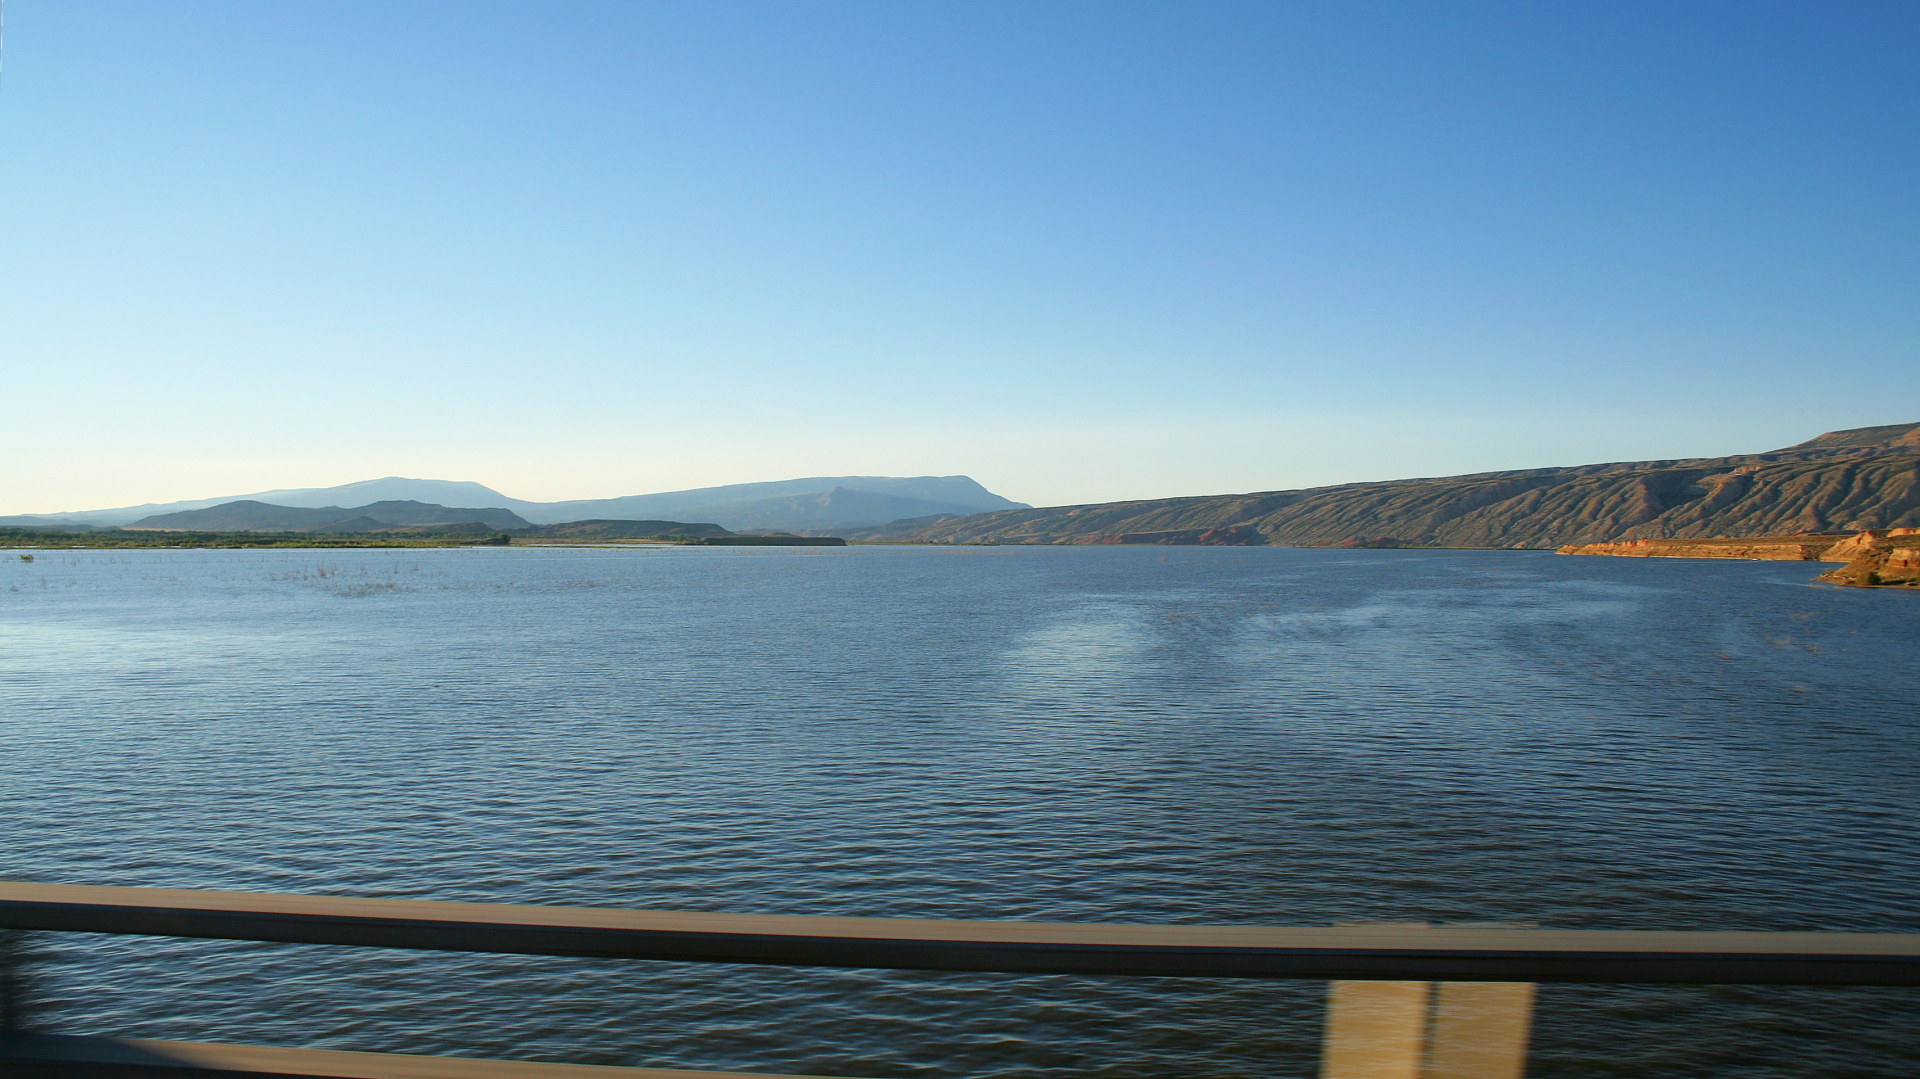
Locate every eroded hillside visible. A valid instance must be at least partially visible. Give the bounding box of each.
[850,423,1920,548]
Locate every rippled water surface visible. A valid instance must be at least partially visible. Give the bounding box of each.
[1,545,1916,1076]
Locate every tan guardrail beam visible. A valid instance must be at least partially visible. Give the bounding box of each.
[3,881,1918,985]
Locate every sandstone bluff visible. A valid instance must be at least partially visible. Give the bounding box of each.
[1559,529,1920,589]
[845,422,1920,549]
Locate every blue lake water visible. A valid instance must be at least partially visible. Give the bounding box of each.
[1,544,1916,1076]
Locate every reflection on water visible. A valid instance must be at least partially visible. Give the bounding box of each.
[1,545,1917,1076]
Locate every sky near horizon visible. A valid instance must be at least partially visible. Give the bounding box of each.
[2,1,1916,514]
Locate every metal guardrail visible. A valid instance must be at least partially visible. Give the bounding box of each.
[2,881,1918,1078]
[3,881,1918,985]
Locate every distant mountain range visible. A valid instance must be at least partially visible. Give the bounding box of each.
[846,422,1920,547]
[11,424,1917,547]
[1,475,1028,534]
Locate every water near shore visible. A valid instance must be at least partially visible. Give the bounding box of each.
[2,545,1917,1077]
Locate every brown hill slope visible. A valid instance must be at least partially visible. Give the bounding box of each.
[850,422,1920,548]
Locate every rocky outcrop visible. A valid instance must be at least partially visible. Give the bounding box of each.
[1558,528,1920,589]
[1816,533,1920,588]
[848,422,1920,549]
[1821,530,1892,562]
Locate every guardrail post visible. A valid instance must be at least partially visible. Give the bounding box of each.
[1320,980,1431,1079]
[1424,982,1533,1079]
[1320,980,1533,1079]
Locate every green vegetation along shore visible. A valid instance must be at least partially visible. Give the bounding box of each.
[0,527,516,549]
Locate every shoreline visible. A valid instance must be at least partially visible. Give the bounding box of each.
[1560,530,1920,588]
[0,528,846,551]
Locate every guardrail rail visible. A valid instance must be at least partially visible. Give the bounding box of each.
[2,881,1916,1078]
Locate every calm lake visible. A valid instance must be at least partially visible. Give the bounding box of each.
[2,545,1916,1077]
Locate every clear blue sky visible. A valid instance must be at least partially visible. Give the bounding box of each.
[2,1,1915,513]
